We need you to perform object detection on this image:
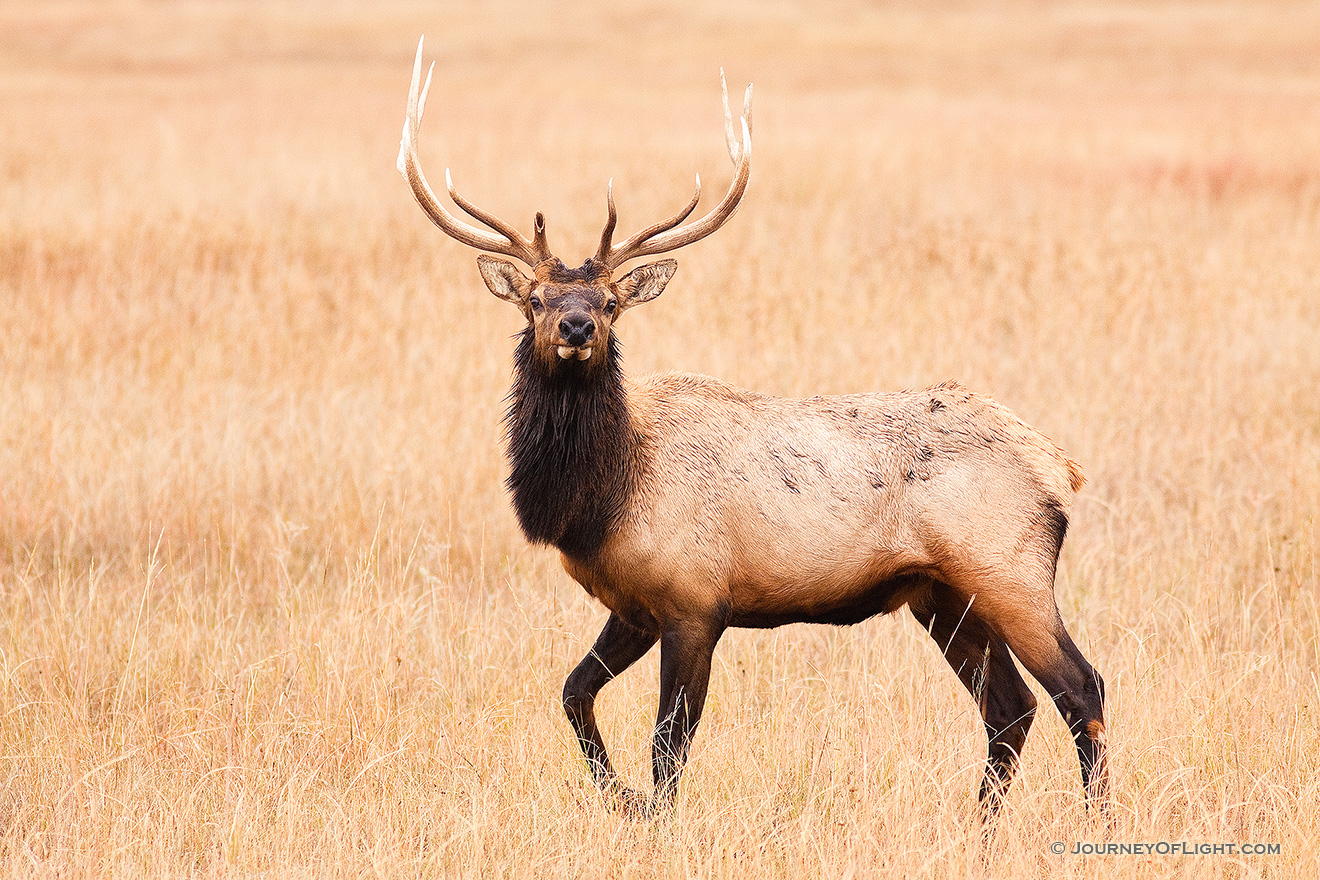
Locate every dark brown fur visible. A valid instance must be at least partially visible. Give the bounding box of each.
[492,289,1109,817]
[396,51,1107,818]
[504,331,634,558]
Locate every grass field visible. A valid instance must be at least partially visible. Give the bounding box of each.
[2,1,1318,876]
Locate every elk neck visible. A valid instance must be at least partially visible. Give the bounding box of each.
[503,327,637,560]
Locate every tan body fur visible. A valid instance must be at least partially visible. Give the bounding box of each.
[567,376,1082,666]
[542,362,1108,817]
[396,44,1108,816]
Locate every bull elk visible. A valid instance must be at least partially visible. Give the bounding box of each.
[397,37,1109,817]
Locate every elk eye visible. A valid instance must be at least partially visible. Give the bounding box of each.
[529,295,543,312]
[604,299,617,315]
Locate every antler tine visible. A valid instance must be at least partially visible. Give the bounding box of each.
[594,179,619,263]
[397,36,545,266]
[598,72,752,270]
[597,176,702,267]
[446,170,552,264]
[721,69,754,165]
[531,212,549,262]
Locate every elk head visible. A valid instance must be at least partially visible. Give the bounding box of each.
[396,36,752,372]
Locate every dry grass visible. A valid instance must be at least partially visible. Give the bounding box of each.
[1,1,1318,876]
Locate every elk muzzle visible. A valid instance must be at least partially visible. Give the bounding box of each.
[557,312,596,359]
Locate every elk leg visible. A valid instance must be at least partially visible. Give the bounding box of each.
[910,587,1037,817]
[651,616,725,807]
[1011,623,1109,807]
[563,613,659,810]
[970,596,1110,809]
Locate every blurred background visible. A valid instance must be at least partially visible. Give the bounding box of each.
[1,2,1317,876]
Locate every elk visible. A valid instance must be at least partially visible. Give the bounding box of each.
[397,37,1109,817]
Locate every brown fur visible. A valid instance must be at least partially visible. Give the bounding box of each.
[599,375,1082,632]
[397,52,1106,815]
[566,376,1073,628]
[485,258,1109,817]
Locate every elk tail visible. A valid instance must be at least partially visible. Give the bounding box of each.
[1064,455,1086,494]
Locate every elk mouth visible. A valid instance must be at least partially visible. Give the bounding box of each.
[557,345,594,361]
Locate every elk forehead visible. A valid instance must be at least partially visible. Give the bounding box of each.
[532,259,618,311]
[536,282,613,308]
[533,256,610,285]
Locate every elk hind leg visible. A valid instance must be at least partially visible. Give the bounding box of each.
[966,584,1109,808]
[563,613,658,811]
[1008,616,1108,806]
[910,585,1038,817]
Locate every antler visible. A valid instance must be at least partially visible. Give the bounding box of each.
[595,70,753,270]
[397,37,551,267]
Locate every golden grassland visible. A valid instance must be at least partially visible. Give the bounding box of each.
[1,1,1318,876]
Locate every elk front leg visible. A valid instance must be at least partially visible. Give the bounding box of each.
[652,616,725,808]
[563,614,658,811]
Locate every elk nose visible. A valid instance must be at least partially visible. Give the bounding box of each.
[559,314,595,347]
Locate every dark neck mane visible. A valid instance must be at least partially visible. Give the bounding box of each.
[503,331,635,559]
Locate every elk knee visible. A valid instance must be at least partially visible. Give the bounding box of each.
[562,675,595,723]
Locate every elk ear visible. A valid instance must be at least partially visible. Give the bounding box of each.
[477,255,532,304]
[616,259,677,311]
